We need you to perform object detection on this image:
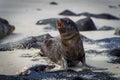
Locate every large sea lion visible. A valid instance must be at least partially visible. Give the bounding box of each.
[41,18,86,69]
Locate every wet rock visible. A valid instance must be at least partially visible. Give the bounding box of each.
[0,34,53,51]
[109,49,120,57]
[17,68,117,80]
[59,10,78,16]
[36,18,58,29]
[98,26,115,31]
[114,28,120,35]
[76,17,97,31]
[78,12,120,20]
[108,48,120,64]
[18,64,55,76]
[0,17,15,39]
[50,1,58,5]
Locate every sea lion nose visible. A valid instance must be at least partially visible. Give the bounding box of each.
[57,20,63,28]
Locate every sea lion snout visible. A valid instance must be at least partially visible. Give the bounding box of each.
[56,19,64,29]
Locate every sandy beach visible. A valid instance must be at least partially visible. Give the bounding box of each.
[0,0,120,79]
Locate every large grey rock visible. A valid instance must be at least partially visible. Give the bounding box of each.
[0,17,15,39]
[76,17,97,31]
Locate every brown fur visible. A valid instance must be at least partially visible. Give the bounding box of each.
[41,18,86,69]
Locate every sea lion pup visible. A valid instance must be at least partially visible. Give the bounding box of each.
[41,18,86,69]
[41,18,107,70]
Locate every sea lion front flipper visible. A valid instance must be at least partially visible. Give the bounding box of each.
[61,56,68,70]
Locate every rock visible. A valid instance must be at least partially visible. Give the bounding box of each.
[98,26,115,31]
[78,12,120,20]
[109,49,120,64]
[0,17,15,39]
[0,34,53,51]
[50,2,58,5]
[36,18,58,29]
[114,28,120,35]
[59,10,78,16]
[118,4,120,7]
[108,5,117,9]
[76,17,97,31]
[18,64,55,76]
[109,49,120,57]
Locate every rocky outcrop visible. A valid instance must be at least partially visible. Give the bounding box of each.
[0,17,15,39]
[98,26,115,31]
[58,10,120,20]
[114,28,120,35]
[59,10,78,16]
[76,17,97,31]
[78,12,120,20]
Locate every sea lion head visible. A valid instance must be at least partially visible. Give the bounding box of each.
[7,25,15,34]
[56,18,78,34]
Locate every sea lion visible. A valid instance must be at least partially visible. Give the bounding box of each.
[41,18,86,69]
[41,18,107,70]
[0,18,15,38]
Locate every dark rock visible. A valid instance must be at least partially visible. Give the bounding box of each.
[108,48,120,64]
[59,10,78,16]
[36,18,58,29]
[118,4,120,7]
[109,49,120,57]
[114,28,120,35]
[0,34,53,51]
[0,17,15,39]
[98,26,115,31]
[17,68,117,80]
[108,5,117,9]
[78,12,120,20]
[76,17,97,31]
[50,2,58,5]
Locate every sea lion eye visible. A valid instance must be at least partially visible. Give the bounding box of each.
[57,20,63,28]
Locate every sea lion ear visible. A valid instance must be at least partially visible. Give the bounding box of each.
[57,20,63,28]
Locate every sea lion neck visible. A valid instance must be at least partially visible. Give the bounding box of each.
[60,31,79,40]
